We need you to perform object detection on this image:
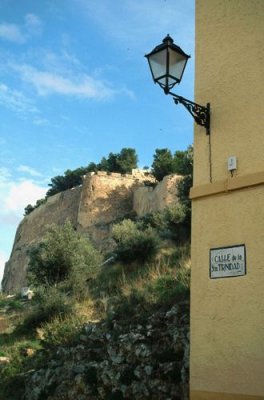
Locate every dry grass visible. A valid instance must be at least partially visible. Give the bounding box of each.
[118,248,191,305]
[0,316,10,333]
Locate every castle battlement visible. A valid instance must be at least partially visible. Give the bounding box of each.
[83,169,155,182]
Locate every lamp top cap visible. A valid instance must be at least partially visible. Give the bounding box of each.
[163,34,174,44]
[145,34,191,59]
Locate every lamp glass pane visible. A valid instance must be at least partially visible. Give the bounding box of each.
[148,48,167,80]
[156,76,176,88]
[168,49,188,81]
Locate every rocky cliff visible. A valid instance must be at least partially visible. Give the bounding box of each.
[23,302,189,400]
[2,172,181,293]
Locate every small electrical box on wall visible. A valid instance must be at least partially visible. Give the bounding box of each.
[228,156,237,172]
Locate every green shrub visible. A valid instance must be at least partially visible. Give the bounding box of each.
[112,219,160,264]
[138,204,190,243]
[27,220,102,293]
[0,373,26,400]
[138,210,168,233]
[90,263,125,298]
[16,287,72,333]
[67,243,102,300]
[163,204,190,242]
[149,276,189,305]
[40,314,85,349]
[0,295,24,311]
[0,338,42,400]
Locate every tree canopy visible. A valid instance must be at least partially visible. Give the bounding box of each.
[46,166,96,197]
[24,148,138,215]
[151,145,193,181]
[151,149,175,181]
[97,148,138,174]
[27,220,102,293]
[46,148,138,197]
[24,146,193,216]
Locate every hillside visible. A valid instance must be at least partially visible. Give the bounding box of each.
[2,171,181,293]
[0,228,191,399]
[0,165,190,400]
[0,154,192,399]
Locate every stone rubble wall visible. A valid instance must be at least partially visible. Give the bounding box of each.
[24,302,190,400]
[2,171,180,293]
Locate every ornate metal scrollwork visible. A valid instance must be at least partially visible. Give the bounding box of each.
[169,92,210,135]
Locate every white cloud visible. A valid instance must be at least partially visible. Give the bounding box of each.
[0,14,42,45]
[4,180,47,212]
[0,22,25,43]
[0,171,48,285]
[14,64,125,100]
[33,117,50,126]
[0,166,11,183]
[0,83,38,115]
[0,169,47,219]
[0,211,21,225]
[17,165,43,177]
[2,45,134,105]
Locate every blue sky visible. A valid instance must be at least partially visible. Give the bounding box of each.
[0,0,195,282]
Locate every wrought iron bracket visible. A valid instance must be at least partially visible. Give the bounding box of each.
[167,91,210,135]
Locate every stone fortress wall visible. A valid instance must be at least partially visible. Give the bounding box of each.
[2,170,181,293]
[2,185,83,293]
[133,174,182,216]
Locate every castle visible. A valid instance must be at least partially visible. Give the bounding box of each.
[2,170,181,293]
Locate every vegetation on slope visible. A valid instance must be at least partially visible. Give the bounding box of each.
[0,145,193,399]
[0,216,190,399]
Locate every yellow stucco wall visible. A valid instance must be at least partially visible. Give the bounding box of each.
[193,0,264,185]
[190,1,264,399]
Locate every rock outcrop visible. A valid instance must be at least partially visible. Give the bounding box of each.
[24,302,190,400]
[2,172,181,293]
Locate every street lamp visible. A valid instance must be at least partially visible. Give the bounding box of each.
[145,35,210,135]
